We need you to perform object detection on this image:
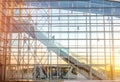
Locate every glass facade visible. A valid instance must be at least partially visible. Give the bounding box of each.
[0,0,120,81]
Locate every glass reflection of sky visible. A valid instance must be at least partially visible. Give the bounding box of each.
[11,1,120,66]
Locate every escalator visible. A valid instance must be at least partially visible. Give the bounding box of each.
[12,21,107,80]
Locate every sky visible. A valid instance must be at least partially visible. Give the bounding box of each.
[9,4,120,68]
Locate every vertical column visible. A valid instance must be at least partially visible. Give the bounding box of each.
[18,1,25,80]
[88,1,92,80]
[18,2,23,79]
[0,0,2,81]
[47,2,52,80]
[107,2,115,80]
[103,15,107,79]
[103,4,107,80]
[68,1,70,80]
[111,7,115,80]
[85,6,88,64]
[7,1,14,80]
[95,13,98,79]
[2,0,8,80]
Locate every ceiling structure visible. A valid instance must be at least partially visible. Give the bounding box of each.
[12,0,120,17]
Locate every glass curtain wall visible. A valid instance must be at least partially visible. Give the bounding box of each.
[0,0,120,81]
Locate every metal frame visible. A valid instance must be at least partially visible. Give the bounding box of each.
[0,0,120,81]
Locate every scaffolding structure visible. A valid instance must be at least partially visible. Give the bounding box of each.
[0,0,120,81]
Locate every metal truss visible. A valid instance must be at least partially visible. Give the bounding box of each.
[0,0,120,81]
